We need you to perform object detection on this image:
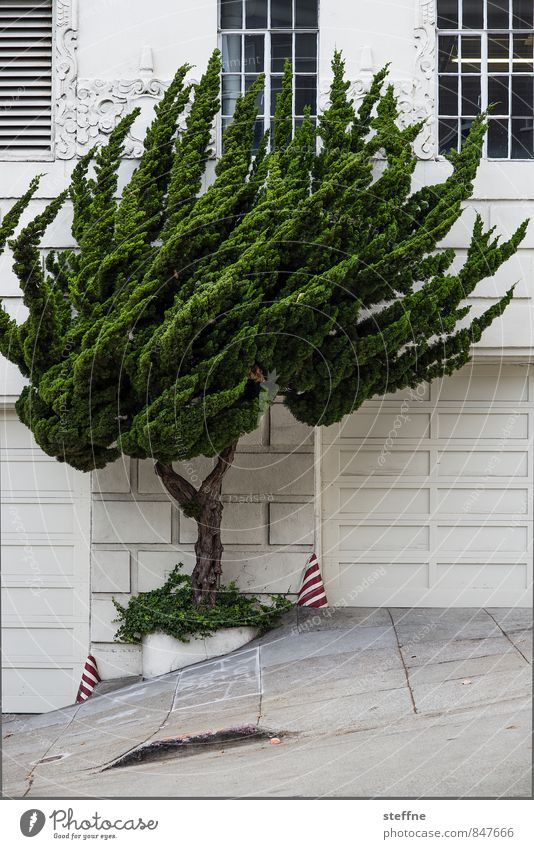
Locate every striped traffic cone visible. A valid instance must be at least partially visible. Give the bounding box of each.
[76,655,101,703]
[297,553,328,608]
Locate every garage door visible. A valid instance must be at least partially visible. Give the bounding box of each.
[1,409,90,712]
[321,364,533,607]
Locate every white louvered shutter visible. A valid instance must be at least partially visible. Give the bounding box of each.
[0,0,53,155]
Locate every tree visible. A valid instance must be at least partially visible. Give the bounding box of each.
[0,52,527,605]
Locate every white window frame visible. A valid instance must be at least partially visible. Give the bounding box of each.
[436,0,534,160]
[218,0,319,153]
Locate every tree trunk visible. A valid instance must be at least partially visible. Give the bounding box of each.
[155,440,238,606]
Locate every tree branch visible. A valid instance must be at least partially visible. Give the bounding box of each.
[154,461,197,506]
[200,439,238,497]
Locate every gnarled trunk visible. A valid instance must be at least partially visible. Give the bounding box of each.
[155,440,238,606]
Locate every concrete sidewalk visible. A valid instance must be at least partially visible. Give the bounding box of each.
[3,607,531,798]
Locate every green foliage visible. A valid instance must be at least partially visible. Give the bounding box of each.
[0,50,528,473]
[112,564,293,644]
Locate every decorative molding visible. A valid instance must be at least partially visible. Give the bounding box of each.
[413,0,437,159]
[55,0,79,159]
[76,78,170,157]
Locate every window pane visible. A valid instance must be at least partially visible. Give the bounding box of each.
[271,33,292,71]
[270,75,283,116]
[512,118,534,157]
[295,0,318,28]
[245,0,267,27]
[295,33,317,72]
[271,0,292,27]
[513,34,533,72]
[488,76,509,113]
[512,76,533,116]
[488,118,509,156]
[487,0,509,29]
[439,35,459,72]
[245,74,265,112]
[439,119,458,153]
[439,76,458,113]
[222,75,241,115]
[488,35,510,72]
[460,117,474,146]
[222,34,241,72]
[244,34,264,71]
[221,0,243,28]
[513,0,534,28]
[437,0,458,28]
[462,0,483,28]
[295,75,316,113]
[461,75,481,114]
[461,35,482,72]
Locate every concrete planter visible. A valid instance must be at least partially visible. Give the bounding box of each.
[141,627,259,678]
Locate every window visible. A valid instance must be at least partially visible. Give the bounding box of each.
[0,0,53,156]
[219,0,318,149]
[437,0,534,158]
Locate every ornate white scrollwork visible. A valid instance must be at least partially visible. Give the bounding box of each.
[76,78,170,158]
[413,0,437,158]
[55,0,79,159]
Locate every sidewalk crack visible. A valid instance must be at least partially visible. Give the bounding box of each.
[387,609,418,715]
[484,609,530,665]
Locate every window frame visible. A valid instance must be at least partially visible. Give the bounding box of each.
[218,0,320,153]
[436,0,534,161]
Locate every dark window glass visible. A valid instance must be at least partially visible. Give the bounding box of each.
[461,35,482,71]
[487,0,510,29]
[512,117,534,156]
[439,35,459,71]
[295,0,318,28]
[271,33,292,71]
[513,0,534,28]
[295,32,317,72]
[488,75,509,112]
[295,75,316,113]
[462,0,483,28]
[461,75,481,113]
[221,0,243,28]
[488,35,510,71]
[246,0,267,27]
[512,75,533,115]
[439,76,459,113]
[222,34,241,72]
[513,34,533,71]
[222,75,241,115]
[437,0,458,28]
[244,34,264,71]
[271,0,292,27]
[488,118,509,155]
[439,118,458,153]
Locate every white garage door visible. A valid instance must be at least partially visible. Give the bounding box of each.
[1,409,90,712]
[321,364,533,607]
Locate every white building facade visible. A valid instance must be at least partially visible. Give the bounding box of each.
[1,0,533,712]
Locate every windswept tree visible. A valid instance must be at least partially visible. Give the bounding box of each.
[0,51,527,604]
